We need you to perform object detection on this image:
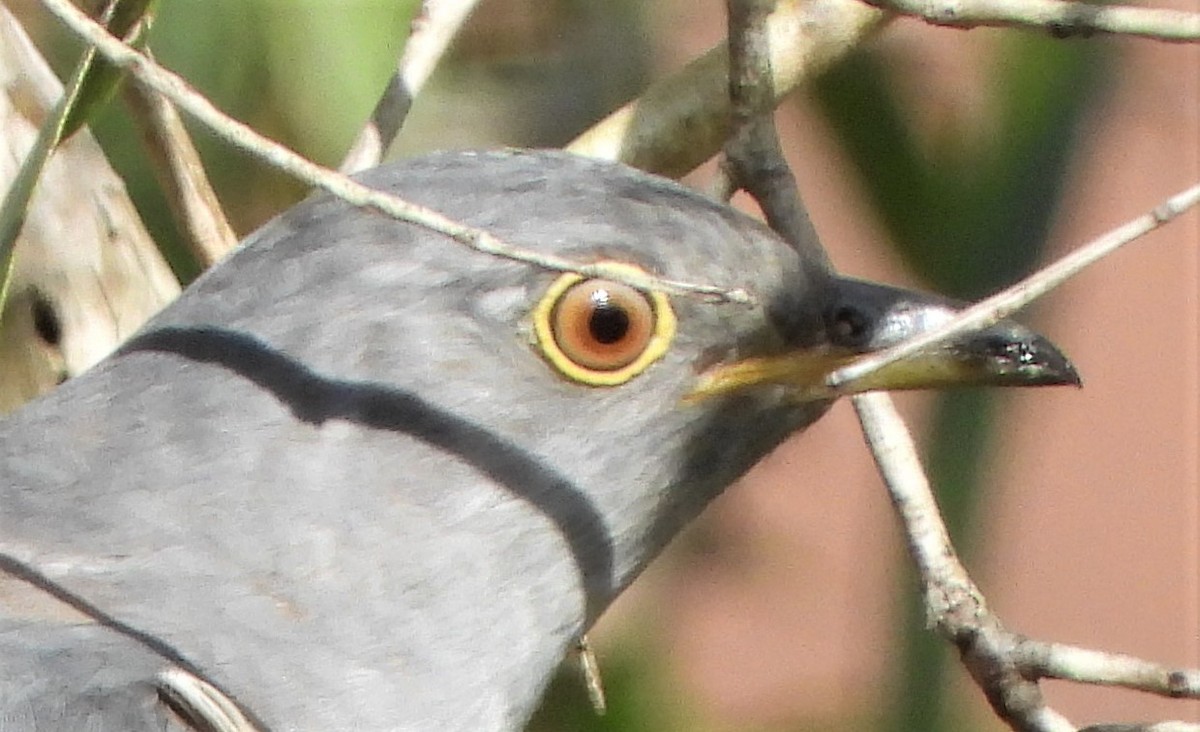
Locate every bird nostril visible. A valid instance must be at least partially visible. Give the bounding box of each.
[829,305,868,345]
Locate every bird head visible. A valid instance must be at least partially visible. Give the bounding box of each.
[4,149,1078,731]
[152,149,1076,615]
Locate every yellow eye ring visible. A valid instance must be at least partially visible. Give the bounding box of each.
[532,263,676,386]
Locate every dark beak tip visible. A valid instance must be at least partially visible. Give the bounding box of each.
[1064,363,1084,389]
[1050,366,1083,389]
[1026,343,1082,389]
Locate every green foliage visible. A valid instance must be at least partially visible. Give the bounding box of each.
[59,0,159,139]
[83,0,421,280]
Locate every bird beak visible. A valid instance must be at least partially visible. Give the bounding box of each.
[690,278,1081,402]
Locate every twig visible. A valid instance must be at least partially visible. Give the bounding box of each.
[123,63,237,268]
[852,392,1200,731]
[340,0,481,173]
[851,393,1067,732]
[719,1,1200,722]
[39,0,751,304]
[156,668,259,732]
[721,0,831,269]
[859,0,1200,42]
[1012,640,1200,698]
[566,0,891,177]
[574,635,607,715]
[828,182,1200,390]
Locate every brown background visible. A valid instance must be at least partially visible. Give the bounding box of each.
[597,2,1200,729]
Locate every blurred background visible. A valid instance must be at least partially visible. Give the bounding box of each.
[6,0,1199,729]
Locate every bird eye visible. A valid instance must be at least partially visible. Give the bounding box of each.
[553,280,651,369]
[532,264,676,386]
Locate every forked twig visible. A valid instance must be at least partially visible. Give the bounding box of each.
[720,2,1200,729]
[853,392,1200,731]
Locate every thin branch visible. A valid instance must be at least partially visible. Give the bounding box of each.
[715,5,1200,725]
[340,0,481,173]
[859,0,1200,42]
[721,0,1200,720]
[156,668,259,732]
[852,392,1072,732]
[852,392,1200,731]
[720,0,832,268]
[828,181,1200,390]
[123,67,237,268]
[851,394,978,611]
[39,0,751,305]
[566,0,891,177]
[1013,640,1200,698]
[726,0,776,121]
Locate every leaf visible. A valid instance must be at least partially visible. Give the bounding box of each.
[61,0,159,140]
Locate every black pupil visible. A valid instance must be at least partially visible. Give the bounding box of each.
[588,290,630,344]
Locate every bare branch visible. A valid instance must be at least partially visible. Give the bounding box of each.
[713,5,1200,725]
[39,0,751,304]
[851,394,976,608]
[828,181,1200,390]
[123,67,237,268]
[859,0,1200,42]
[340,0,481,173]
[34,3,1200,729]
[1013,639,1200,698]
[567,0,891,177]
[852,392,1200,731]
[720,0,831,269]
[852,392,1069,731]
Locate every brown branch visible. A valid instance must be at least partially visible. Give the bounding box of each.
[720,0,830,268]
[712,9,1200,725]
[123,66,237,268]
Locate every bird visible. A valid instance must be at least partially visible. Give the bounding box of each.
[0,149,1078,731]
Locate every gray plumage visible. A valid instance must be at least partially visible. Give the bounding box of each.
[0,150,1074,731]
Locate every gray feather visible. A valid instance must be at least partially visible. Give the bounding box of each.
[0,150,831,730]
